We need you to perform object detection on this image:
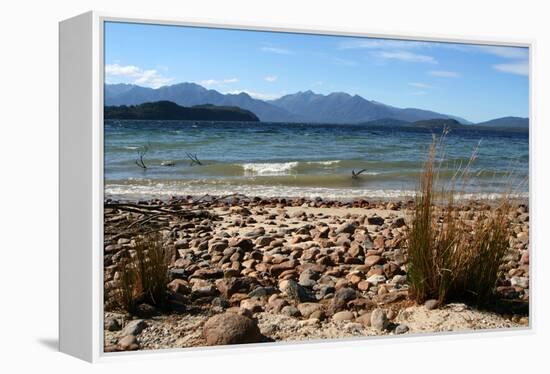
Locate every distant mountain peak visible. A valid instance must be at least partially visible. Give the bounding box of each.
[326,92,352,99]
[172,82,207,91]
[290,90,319,98]
[105,81,473,124]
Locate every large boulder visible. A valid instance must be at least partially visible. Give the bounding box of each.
[203,313,262,345]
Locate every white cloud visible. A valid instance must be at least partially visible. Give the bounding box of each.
[105,64,141,76]
[409,82,433,89]
[247,91,282,100]
[339,39,529,77]
[429,70,460,78]
[260,46,292,55]
[373,51,437,64]
[493,62,529,76]
[340,39,437,64]
[411,90,427,96]
[475,46,529,76]
[339,39,428,50]
[226,90,283,100]
[105,63,173,88]
[264,75,278,82]
[340,39,529,59]
[199,79,218,86]
[199,78,239,86]
[440,44,529,76]
[475,45,528,59]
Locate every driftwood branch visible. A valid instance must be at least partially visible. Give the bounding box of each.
[108,204,211,219]
[104,202,217,242]
[104,193,250,243]
[185,152,203,166]
[135,144,149,169]
[352,169,367,179]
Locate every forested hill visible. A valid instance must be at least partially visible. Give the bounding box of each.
[104,101,260,122]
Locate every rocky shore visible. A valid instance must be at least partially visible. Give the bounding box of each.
[103,195,530,352]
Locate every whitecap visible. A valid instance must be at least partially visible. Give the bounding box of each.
[241,162,298,176]
[306,160,341,166]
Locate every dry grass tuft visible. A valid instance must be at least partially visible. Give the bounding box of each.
[110,232,169,312]
[407,135,511,305]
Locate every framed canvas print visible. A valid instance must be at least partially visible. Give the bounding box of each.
[59,11,531,362]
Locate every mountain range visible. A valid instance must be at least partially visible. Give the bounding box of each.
[105,82,471,124]
[269,90,469,124]
[475,116,529,129]
[105,83,299,122]
[105,82,528,127]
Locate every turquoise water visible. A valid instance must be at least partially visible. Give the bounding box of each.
[104,120,528,200]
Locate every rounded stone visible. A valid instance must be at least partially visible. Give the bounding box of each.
[105,317,121,332]
[424,299,440,310]
[121,319,147,336]
[281,305,301,317]
[370,308,388,331]
[394,324,409,334]
[118,335,139,350]
[203,313,262,346]
[332,310,355,322]
[297,302,323,318]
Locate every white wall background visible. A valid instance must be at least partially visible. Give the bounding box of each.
[1,0,548,371]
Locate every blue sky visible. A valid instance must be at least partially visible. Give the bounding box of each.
[104,21,529,123]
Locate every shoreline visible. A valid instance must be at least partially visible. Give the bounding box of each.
[103,194,529,351]
[104,192,529,207]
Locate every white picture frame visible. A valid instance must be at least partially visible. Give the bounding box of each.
[59,10,533,363]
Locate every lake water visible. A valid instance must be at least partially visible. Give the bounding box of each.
[104,120,528,200]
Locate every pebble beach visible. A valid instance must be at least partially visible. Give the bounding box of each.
[102,195,529,351]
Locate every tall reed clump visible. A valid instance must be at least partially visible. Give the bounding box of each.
[111,232,169,312]
[407,135,511,306]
